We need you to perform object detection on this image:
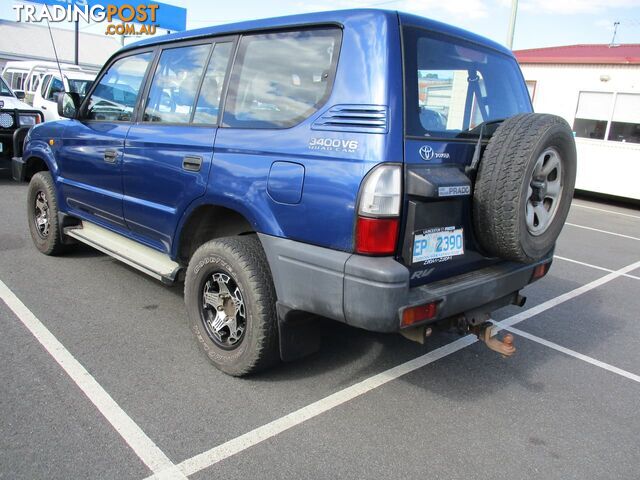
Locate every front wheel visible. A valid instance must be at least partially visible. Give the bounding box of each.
[184,236,280,376]
[27,172,67,256]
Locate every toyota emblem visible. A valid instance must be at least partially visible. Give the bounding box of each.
[419,145,434,161]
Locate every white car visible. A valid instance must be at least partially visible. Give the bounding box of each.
[2,61,97,107]
[33,72,94,122]
[0,76,43,175]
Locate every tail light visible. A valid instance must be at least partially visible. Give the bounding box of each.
[355,164,401,255]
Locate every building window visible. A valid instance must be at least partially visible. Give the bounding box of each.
[608,93,640,144]
[525,80,536,102]
[573,91,613,140]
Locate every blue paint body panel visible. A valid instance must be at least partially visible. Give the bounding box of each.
[123,124,215,253]
[23,9,532,289]
[57,120,129,228]
[267,162,305,205]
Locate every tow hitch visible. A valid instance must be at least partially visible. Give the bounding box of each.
[472,322,516,357]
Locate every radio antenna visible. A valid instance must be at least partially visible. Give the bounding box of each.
[46,18,67,92]
[610,21,620,47]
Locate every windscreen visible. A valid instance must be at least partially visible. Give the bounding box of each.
[404,27,531,138]
[68,79,92,96]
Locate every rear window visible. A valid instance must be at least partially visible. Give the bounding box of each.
[404,27,531,138]
[223,28,341,129]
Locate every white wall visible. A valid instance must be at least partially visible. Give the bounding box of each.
[520,63,640,200]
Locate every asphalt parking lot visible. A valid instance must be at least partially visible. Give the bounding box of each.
[1,175,639,480]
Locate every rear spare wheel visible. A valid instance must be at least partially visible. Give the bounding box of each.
[473,113,576,263]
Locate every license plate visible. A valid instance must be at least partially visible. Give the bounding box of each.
[412,227,464,263]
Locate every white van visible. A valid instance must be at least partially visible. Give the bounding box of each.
[2,61,96,107]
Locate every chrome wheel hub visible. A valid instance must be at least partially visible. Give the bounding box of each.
[526,147,563,236]
[34,190,50,238]
[201,272,246,349]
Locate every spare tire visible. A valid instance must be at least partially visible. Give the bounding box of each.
[473,113,576,263]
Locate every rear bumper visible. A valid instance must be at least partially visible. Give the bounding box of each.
[259,233,550,333]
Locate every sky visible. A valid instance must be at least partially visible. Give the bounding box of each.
[1,0,639,50]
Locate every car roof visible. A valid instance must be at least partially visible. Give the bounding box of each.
[398,11,512,56]
[123,9,511,57]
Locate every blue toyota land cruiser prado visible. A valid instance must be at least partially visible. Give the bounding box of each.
[14,10,576,376]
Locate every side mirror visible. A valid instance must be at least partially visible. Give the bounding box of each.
[15,90,26,100]
[57,92,81,119]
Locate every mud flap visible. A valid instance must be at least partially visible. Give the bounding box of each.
[277,303,322,362]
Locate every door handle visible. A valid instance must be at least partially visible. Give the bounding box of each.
[182,155,203,172]
[41,105,47,110]
[104,150,118,164]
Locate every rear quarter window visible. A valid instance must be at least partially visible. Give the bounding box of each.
[223,28,342,129]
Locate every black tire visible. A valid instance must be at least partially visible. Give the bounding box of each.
[184,236,279,376]
[27,171,67,256]
[473,113,576,263]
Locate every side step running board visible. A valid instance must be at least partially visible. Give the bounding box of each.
[64,222,182,285]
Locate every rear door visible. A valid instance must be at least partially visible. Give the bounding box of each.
[57,51,154,229]
[123,38,235,253]
[400,25,532,286]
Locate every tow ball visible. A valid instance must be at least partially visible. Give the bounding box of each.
[472,322,516,357]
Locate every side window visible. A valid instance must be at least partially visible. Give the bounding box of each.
[46,77,64,102]
[224,28,341,128]
[41,75,52,97]
[144,43,211,123]
[31,75,40,93]
[573,91,612,140]
[85,52,153,122]
[193,42,233,124]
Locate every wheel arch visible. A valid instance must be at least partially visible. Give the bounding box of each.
[23,155,50,181]
[174,203,261,264]
[22,139,59,181]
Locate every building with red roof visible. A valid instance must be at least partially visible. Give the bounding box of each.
[513,44,640,200]
[514,44,640,65]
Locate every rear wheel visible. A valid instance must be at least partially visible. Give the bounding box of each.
[184,236,279,376]
[27,172,67,256]
[473,113,576,263]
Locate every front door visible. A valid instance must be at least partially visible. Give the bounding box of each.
[123,39,235,253]
[57,51,154,229]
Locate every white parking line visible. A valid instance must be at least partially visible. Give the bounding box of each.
[495,260,640,331]
[496,324,640,384]
[0,280,187,480]
[572,203,640,220]
[554,255,640,281]
[146,258,640,480]
[565,222,640,241]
